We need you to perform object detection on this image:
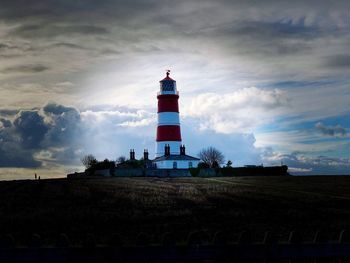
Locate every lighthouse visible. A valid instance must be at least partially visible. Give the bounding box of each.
[153,70,200,169]
[156,70,182,157]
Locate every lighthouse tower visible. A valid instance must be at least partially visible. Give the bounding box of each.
[153,70,200,169]
[156,70,182,157]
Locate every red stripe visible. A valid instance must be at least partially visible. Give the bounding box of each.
[156,125,182,141]
[157,95,179,113]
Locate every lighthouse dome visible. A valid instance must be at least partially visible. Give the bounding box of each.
[159,70,177,94]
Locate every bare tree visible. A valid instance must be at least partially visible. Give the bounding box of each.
[225,160,233,168]
[116,156,126,165]
[81,154,97,169]
[198,147,225,168]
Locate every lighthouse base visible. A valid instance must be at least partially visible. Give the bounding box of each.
[153,154,200,169]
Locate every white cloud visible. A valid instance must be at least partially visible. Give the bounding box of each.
[183,87,288,133]
[81,109,155,126]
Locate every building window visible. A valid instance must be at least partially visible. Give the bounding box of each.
[189,162,193,168]
[173,162,177,169]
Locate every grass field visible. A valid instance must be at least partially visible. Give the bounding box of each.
[0,176,349,246]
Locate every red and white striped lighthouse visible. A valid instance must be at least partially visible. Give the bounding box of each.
[156,70,182,157]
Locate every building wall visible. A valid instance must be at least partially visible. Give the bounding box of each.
[154,159,200,169]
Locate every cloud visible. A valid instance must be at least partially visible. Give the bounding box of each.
[118,118,154,127]
[315,122,347,137]
[0,146,41,168]
[263,149,350,175]
[0,109,19,116]
[13,110,48,149]
[0,103,155,169]
[11,24,109,39]
[0,43,19,50]
[49,42,88,50]
[202,20,320,57]
[43,104,82,147]
[181,122,262,166]
[184,87,288,133]
[323,54,350,68]
[0,117,42,168]
[43,102,77,115]
[0,118,12,128]
[2,64,49,73]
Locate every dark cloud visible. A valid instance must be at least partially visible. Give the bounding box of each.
[43,104,82,146]
[0,103,83,168]
[13,111,48,148]
[0,146,41,168]
[263,149,350,175]
[43,103,77,115]
[49,42,88,50]
[199,20,322,57]
[323,54,350,68]
[0,0,348,66]
[315,122,347,137]
[48,147,82,165]
[2,64,49,73]
[99,48,121,55]
[0,118,12,128]
[0,120,42,168]
[0,42,33,58]
[0,109,19,116]
[11,24,109,39]
[219,21,320,40]
[0,0,159,24]
[0,43,18,50]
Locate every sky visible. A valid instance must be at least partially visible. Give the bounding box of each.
[0,0,350,179]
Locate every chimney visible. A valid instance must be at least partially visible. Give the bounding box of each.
[164,144,170,156]
[130,149,135,160]
[144,149,149,160]
[180,145,186,155]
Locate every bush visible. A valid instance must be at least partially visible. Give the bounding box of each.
[198,162,210,169]
[86,159,115,173]
[189,168,200,177]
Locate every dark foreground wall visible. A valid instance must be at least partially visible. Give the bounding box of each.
[67,165,288,178]
[68,169,192,178]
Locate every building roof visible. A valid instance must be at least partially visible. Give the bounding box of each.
[160,70,175,81]
[153,154,200,162]
[161,76,174,81]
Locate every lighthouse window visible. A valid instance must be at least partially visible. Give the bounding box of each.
[189,162,193,168]
[162,81,174,92]
[173,162,177,169]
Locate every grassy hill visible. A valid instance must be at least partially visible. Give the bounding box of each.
[0,176,349,246]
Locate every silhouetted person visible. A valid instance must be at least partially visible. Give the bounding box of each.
[34,173,37,180]
[38,176,41,180]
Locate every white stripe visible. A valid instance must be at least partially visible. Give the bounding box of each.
[157,112,180,126]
